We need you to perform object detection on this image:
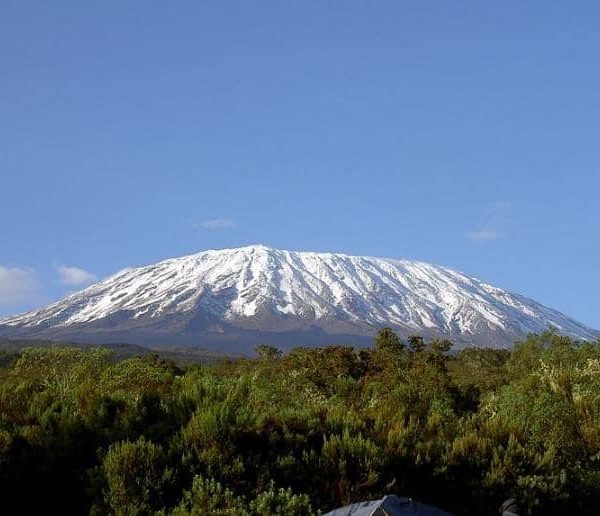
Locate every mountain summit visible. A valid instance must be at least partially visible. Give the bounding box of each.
[1,245,596,351]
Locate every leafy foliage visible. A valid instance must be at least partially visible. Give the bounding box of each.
[98,437,173,515]
[0,331,599,514]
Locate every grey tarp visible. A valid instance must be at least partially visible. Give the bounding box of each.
[324,495,453,516]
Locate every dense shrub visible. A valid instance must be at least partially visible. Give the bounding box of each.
[0,331,599,514]
[98,437,172,514]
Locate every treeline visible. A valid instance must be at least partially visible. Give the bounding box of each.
[0,337,229,364]
[1,331,599,514]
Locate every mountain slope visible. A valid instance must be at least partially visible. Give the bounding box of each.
[0,245,596,350]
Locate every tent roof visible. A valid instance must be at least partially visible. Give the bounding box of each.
[323,495,453,516]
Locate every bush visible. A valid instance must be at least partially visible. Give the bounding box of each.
[100,437,172,514]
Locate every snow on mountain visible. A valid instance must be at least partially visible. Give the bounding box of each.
[0,245,597,350]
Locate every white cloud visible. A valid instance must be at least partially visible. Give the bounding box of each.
[0,266,40,306]
[465,201,515,243]
[196,218,237,230]
[465,229,501,242]
[55,265,98,286]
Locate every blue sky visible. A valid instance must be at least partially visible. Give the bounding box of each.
[1,1,598,328]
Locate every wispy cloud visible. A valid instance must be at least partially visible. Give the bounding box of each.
[195,218,237,230]
[465,201,515,243]
[0,266,40,306]
[55,265,98,287]
[465,228,501,242]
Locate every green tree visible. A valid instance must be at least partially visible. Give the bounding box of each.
[170,475,247,515]
[100,437,172,515]
[255,345,283,360]
[408,335,425,353]
[374,327,404,354]
[250,482,314,515]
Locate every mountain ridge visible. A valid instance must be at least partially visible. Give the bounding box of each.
[1,245,597,351]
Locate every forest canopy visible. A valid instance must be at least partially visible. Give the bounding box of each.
[1,331,599,515]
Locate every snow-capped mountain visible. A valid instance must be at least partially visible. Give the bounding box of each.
[0,245,597,351]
